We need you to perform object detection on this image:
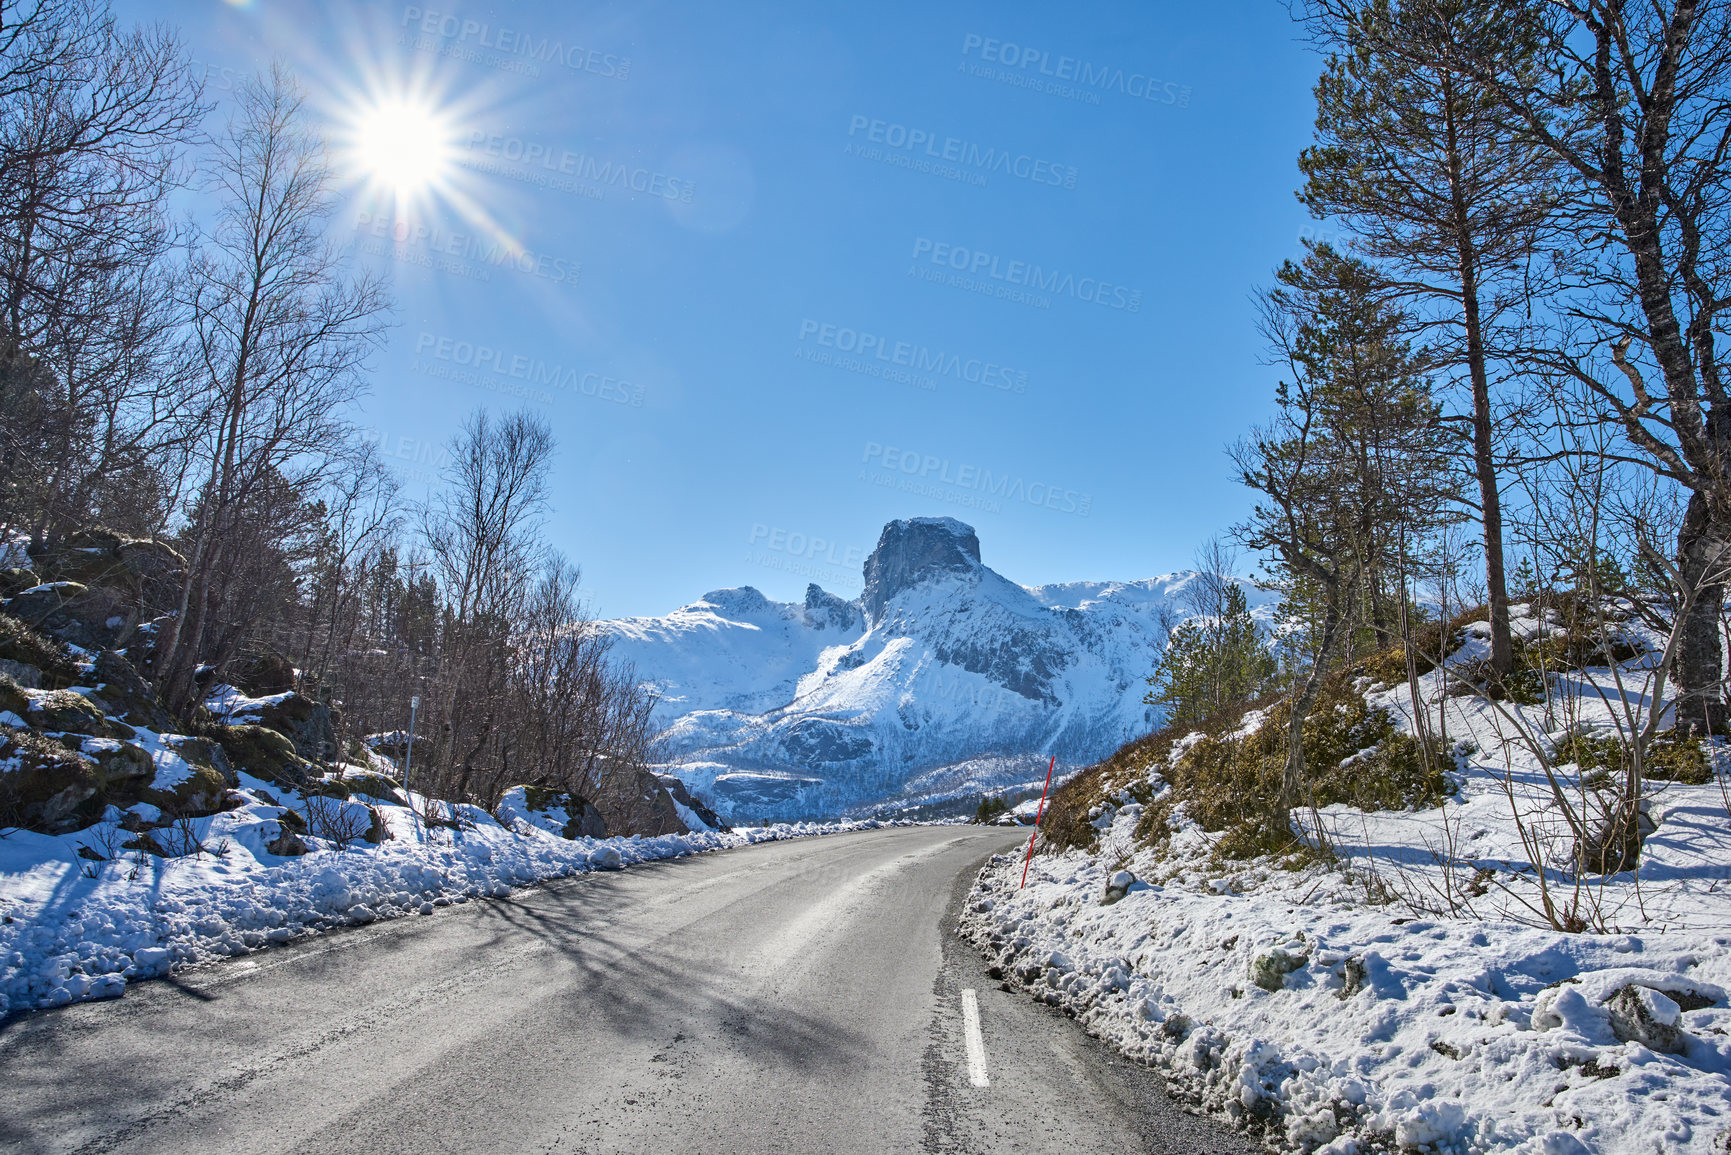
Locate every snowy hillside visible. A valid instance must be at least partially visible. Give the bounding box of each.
[603,517,1273,821]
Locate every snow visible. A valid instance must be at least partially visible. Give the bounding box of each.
[963,605,1731,1154]
[204,684,295,724]
[0,775,900,1017]
[603,523,1278,821]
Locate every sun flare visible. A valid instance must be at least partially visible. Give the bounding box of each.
[352,99,451,192]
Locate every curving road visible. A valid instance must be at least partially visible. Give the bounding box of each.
[0,825,1253,1154]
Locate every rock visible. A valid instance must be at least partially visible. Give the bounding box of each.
[594,768,689,837]
[0,730,99,832]
[26,689,129,738]
[1605,984,1687,1053]
[532,785,608,838]
[211,723,318,787]
[252,693,336,762]
[265,825,308,856]
[1339,955,1369,999]
[657,774,724,830]
[29,529,182,606]
[862,517,982,624]
[0,612,79,689]
[86,650,175,732]
[6,580,138,650]
[1102,869,1136,905]
[0,658,40,688]
[342,771,407,806]
[1249,945,1309,992]
[803,583,862,631]
[229,650,295,695]
[0,568,40,598]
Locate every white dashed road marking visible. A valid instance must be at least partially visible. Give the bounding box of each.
[961,988,989,1087]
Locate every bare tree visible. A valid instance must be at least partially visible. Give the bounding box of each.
[0,0,205,543]
[1442,0,1731,733]
[154,63,389,717]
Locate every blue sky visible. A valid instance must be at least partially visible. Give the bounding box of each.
[119,0,1324,619]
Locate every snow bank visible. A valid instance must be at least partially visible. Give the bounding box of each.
[964,605,1731,1154]
[0,777,893,1016]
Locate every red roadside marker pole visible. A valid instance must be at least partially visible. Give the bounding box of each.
[1020,754,1057,889]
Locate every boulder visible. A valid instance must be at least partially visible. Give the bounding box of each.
[501,785,608,839]
[0,730,99,832]
[253,693,336,762]
[6,580,138,651]
[86,649,175,732]
[211,723,318,787]
[25,688,131,738]
[140,737,236,817]
[29,529,183,603]
[1605,984,1687,1054]
[596,767,688,837]
[265,825,308,856]
[1101,869,1136,906]
[0,658,40,688]
[0,568,40,598]
[0,610,83,687]
[657,774,724,830]
[1249,944,1310,992]
[341,771,408,806]
[229,651,296,695]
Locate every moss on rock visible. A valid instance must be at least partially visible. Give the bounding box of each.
[211,723,318,787]
[0,611,79,688]
[25,688,131,738]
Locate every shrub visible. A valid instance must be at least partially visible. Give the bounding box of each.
[1553,732,1712,786]
[0,611,80,688]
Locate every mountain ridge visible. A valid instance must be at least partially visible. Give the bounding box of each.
[602,517,1274,821]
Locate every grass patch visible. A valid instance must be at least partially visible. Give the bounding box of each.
[1553,732,1713,786]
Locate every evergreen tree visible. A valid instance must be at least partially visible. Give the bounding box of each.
[1297,0,1560,676]
[1145,583,1275,728]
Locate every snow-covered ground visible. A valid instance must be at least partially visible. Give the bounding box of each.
[0,777,896,1017]
[964,609,1731,1154]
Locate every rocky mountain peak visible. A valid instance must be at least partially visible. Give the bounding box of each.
[861,517,982,623]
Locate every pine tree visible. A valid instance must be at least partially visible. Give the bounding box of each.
[1297,0,1559,676]
[1145,583,1275,728]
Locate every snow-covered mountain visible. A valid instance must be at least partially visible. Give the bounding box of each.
[603,517,1272,822]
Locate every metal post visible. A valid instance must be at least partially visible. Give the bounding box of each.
[403,695,420,793]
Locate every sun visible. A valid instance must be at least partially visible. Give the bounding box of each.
[351,99,451,192]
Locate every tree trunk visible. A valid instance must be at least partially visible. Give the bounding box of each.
[1675,492,1729,735]
[1453,214,1513,674]
[1273,584,1347,840]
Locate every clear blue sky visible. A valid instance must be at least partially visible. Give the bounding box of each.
[118,0,1323,619]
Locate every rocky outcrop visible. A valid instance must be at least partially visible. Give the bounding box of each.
[658,774,724,830]
[862,517,981,624]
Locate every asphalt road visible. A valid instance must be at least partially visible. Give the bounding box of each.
[0,825,1254,1155]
